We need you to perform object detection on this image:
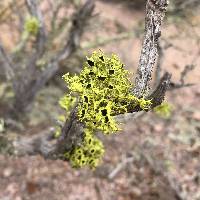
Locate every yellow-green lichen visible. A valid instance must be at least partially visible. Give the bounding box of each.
[60,50,151,168]
[64,128,104,169]
[54,126,62,138]
[24,16,39,36]
[153,102,172,118]
[54,95,77,138]
[139,98,152,110]
[59,94,77,113]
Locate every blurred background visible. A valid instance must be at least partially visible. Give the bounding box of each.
[0,0,200,199]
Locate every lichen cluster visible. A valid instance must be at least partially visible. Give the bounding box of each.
[153,102,172,118]
[24,16,39,36]
[54,95,77,138]
[64,129,104,169]
[59,51,152,168]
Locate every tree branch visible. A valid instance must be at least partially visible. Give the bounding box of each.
[31,0,95,100]
[133,0,169,97]
[169,64,196,90]
[148,72,171,108]
[11,0,94,115]
[13,108,84,159]
[0,42,14,80]
[11,0,171,158]
[25,0,47,57]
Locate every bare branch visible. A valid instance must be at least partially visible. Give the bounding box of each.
[169,82,195,90]
[56,0,95,62]
[13,108,84,159]
[180,64,195,85]
[25,0,47,60]
[49,0,63,33]
[175,0,200,10]
[31,0,94,95]
[0,42,14,80]
[13,128,56,157]
[11,0,24,33]
[129,72,171,113]
[54,107,84,158]
[133,0,169,97]
[108,155,134,180]
[148,72,171,108]
[11,0,94,115]
[169,64,196,90]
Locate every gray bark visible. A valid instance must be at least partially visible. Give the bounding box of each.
[133,0,169,97]
[12,0,171,159]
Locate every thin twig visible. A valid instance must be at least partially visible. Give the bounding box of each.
[25,0,47,58]
[169,64,196,90]
[11,0,94,115]
[0,42,14,80]
[108,156,134,180]
[82,31,134,49]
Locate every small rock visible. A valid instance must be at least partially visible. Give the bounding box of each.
[131,187,142,197]
[3,168,13,178]
[6,183,18,195]
[192,112,200,121]
[154,124,163,132]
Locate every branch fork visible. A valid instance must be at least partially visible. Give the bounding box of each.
[12,0,171,159]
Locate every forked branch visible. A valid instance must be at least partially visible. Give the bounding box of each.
[12,0,170,159]
[134,0,169,97]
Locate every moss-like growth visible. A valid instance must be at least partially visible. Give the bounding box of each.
[54,95,77,138]
[64,129,104,169]
[59,95,76,115]
[24,16,40,36]
[153,102,172,118]
[59,51,151,168]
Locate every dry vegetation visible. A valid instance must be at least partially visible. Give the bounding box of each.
[0,0,200,200]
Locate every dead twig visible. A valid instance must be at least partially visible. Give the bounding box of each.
[108,156,134,180]
[169,64,196,90]
[12,0,94,115]
[0,42,14,80]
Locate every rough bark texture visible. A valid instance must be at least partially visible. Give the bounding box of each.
[133,0,169,97]
[13,108,84,160]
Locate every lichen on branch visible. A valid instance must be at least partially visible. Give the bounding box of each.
[24,16,40,36]
[59,51,152,168]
